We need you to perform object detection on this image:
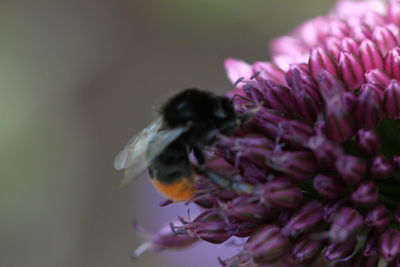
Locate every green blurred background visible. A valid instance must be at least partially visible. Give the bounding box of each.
[0,1,335,266]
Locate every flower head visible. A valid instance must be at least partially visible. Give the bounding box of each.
[136,0,400,266]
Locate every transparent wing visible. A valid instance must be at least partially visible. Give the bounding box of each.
[114,117,189,187]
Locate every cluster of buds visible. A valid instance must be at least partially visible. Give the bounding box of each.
[134,0,400,266]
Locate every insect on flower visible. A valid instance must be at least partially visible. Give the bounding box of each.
[114,88,252,202]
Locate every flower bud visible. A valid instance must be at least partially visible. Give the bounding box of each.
[354,85,383,130]
[290,234,325,264]
[324,96,356,142]
[371,154,393,179]
[341,37,359,55]
[263,177,303,209]
[335,155,366,186]
[227,221,261,238]
[260,79,297,116]
[313,174,345,200]
[379,228,400,262]
[317,69,345,101]
[245,225,290,264]
[282,201,323,237]
[280,120,315,148]
[309,47,338,80]
[224,58,252,86]
[385,47,400,79]
[365,69,391,87]
[363,231,379,257]
[372,26,398,55]
[192,211,231,244]
[323,198,348,223]
[356,129,381,155]
[351,181,379,205]
[324,236,357,262]
[267,150,316,182]
[329,207,363,242]
[252,61,287,86]
[384,80,400,120]
[365,204,391,231]
[221,196,271,222]
[286,64,322,106]
[308,135,344,170]
[338,51,365,90]
[359,39,384,71]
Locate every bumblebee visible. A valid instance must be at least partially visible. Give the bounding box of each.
[114,88,241,202]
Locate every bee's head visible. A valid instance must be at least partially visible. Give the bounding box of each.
[162,88,236,129]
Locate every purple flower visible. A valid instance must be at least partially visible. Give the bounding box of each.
[133,0,400,266]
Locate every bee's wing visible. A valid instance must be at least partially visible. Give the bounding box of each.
[114,117,189,187]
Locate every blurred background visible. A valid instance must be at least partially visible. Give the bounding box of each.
[0,0,336,266]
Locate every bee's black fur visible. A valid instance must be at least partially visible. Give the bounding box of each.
[148,88,238,184]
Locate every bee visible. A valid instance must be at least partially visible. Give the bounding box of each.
[114,88,244,202]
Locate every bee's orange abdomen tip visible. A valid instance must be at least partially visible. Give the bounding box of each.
[152,177,196,202]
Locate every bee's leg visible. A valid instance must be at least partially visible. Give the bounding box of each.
[192,147,253,194]
[201,168,254,195]
[192,147,205,166]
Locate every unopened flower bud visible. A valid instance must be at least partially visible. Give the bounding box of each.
[309,47,338,80]
[192,211,231,244]
[323,198,348,223]
[385,47,400,79]
[336,155,366,186]
[329,207,363,242]
[245,225,290,264]
[363,231,379,257]
[384,80,400,120]
[338,51,365,90]
[221,196,271,222]
[356,129,381,155]
[371,154,393,179]
[365,204,391,231]
[263,177,303,209]
[324,236,357,262]
[354,85,383,130]
[290,234,325,264]
[359,39,383,71]
[267,150,316,182]
[379,228,400,262]
[351,181,379,205]
[282,201,323,237]
[313,174,346,200]
[308,135,344,170]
